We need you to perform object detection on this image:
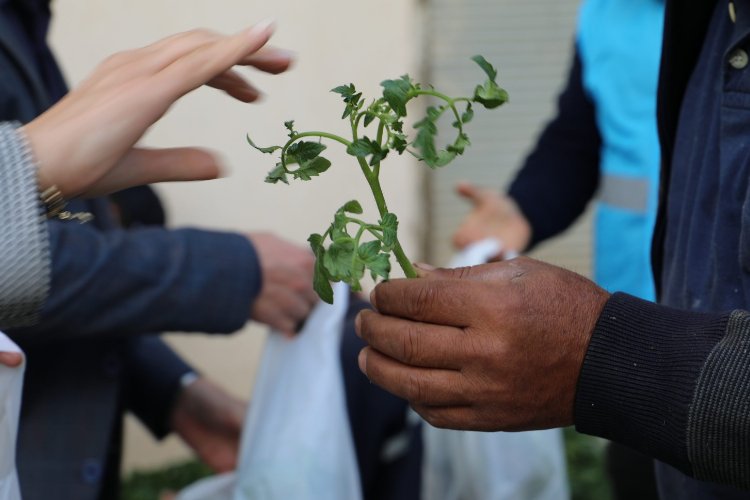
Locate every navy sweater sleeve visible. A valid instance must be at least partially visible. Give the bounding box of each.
[8,223,261,343]
[575,293,750,488]
[508,46,601,248]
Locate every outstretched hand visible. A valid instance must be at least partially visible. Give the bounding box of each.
[356,257,609,431]
[452,182,532,254]
[23,20,293,198]
[248,233,317,336]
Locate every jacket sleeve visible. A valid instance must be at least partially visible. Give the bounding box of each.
[507,45,602,248]
[575,293,750,489]
[124,336,194,439]
[0,122,50,328]
[7,221,262,344]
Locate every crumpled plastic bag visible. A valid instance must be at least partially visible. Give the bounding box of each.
[0,333,24,500]
[421,239,570,500]
[178,282,361,500]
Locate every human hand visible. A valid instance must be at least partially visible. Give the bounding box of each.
[248,233,317,336]
[22,20,293,198]
[356,257,610,431]
[452,182,532,254]
[171,377,246,473]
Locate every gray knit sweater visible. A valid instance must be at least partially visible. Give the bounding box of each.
[0,122,49,327]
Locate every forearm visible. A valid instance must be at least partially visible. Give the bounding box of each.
[8,224,260,343]
[0,123,50,328]
[575,293,750,488]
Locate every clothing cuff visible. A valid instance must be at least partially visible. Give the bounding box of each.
[574,292,728,475]
[688,310,750,488]
[0,122,50,328]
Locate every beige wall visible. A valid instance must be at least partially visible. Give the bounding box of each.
[50,0,422,471]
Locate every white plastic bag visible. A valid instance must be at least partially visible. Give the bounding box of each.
[421,239,570,500]
[178,282,362,500]
[0,333,24,500]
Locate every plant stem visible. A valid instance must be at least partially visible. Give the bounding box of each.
[367,174,417,278]
[350,112,416,279]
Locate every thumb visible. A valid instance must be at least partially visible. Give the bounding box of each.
[414,259,525,283]
[455,181,487,205]
[0,351,23,368]
[85,147,223,197]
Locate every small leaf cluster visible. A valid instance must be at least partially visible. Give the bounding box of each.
[307,200,397,304]
[247,56,508,302]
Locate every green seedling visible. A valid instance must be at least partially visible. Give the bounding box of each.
[248,55,508,303]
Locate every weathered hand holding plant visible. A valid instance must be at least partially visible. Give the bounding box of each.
[248,56,507,303]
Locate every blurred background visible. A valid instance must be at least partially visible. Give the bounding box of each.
[49,0,602,497]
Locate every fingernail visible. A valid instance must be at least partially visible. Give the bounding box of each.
[355,313,362,338]
[273,48,297,59]
[358,349,367,374]
[248,18,275,37]
[414,262,436,278]
[369,288,378,310]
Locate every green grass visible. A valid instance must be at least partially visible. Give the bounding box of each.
[121,460,212,500]
[564,427,613,500]
[121,430,612,500]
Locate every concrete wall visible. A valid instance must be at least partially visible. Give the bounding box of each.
[49,0,422,471]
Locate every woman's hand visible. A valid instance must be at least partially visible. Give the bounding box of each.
[23,20,293,198]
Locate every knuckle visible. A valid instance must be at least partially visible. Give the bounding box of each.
[419,407,449,429]
[400,324,421,364]
[408,283,438,319]
[405,373,429,404]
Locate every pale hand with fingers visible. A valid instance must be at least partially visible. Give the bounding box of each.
[356,257,610,432]
[453,182,532,253]
[21,20,293,199]
[247,233,318,336]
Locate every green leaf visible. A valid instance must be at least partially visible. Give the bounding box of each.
[380,213,398,249]
[381,76,414,117]
[461,104,474,124]
[265,162,289,184]
[291,156,332,181]
[284,120,297,137]
[363,112,377,127]
[341,200,363,214]
[366,253,391,280]
[447,133,471,155]
[390,132,408,154]
[413,109,439,167]
[473,81,509,109]
[285,141,327,165]
[346,137,389,165]
[323,237,356,279]
[308,233,324,253]
[435,150,457,167]
[471,55,498,82]
[357,240,381,260]
[313,257,334,304]
[308,233,334,304]
[332,84,362,119]
[470,55,508,109]
[331,211,351,239]
[246,135,281,154]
